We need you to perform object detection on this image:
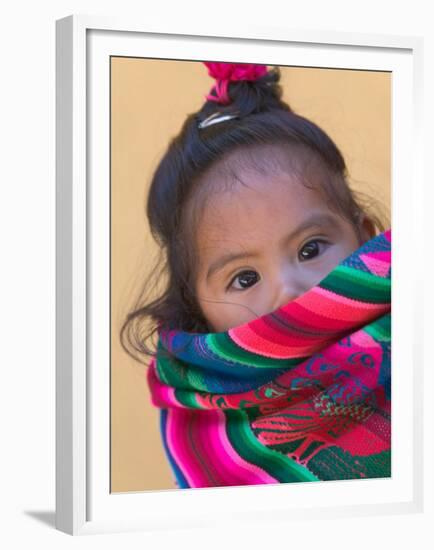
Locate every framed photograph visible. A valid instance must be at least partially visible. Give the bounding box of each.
[56,14,424,535]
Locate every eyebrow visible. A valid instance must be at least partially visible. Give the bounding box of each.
[206,250,256,281]
[205,212,341,281]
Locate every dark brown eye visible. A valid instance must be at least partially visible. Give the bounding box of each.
[230,270,260,290]
[298,240,324,261]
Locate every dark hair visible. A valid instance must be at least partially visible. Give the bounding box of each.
[119,65,387,363]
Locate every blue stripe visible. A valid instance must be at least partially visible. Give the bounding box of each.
[159,409,190,489]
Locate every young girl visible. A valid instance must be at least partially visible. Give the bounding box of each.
[120,62,391,489]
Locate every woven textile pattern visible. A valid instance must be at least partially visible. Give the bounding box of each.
[147,230,391,488]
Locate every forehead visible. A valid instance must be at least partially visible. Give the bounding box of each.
[198,174,328,245]
[193,144,332,241]
[198,142,321,191]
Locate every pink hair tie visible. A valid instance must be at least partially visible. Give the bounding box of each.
[203,62,268,105]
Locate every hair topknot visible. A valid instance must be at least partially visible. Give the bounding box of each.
[198,65,292,122]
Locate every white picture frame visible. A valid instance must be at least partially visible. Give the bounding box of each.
[55,14,425,536]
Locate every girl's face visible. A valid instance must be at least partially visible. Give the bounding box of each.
[194,164,373,333]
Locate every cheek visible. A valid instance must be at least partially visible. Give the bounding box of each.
[339,234,361,256]
[199,301,238,333]
[301,240,357,285]
[195,282,230,330]
[197,290,262,332]
[324,238,359,270]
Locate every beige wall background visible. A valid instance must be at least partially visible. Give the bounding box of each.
[111,58,391,492]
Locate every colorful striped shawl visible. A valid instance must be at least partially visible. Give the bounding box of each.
[147,230,391,488]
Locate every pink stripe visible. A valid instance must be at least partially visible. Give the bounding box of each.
[165,409,204,487]
[360,256,390,278]
[278,301,370,331]
[251,314,333,342]
[269,306,353,334]
[230,326,335,359]
[158,385,176,407]
[196,411,239,485]
[147,365,187,408]
[167,408,280,487]
[228,289,389,359]
[298,287,389,321]
[350,330,377,348]
[362,250,391,263]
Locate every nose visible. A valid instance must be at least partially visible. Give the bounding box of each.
[271,276,304,311]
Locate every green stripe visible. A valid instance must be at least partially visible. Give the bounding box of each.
[364,314,391,342]
[321,265,390,303]
[157,339,214,391]
[173,389,201,408]
[207,332,301,369]
[307,446,391,480]
[156,353,187,388]
[225,409,319,483]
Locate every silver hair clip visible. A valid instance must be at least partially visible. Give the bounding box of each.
[198,111,239,129]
